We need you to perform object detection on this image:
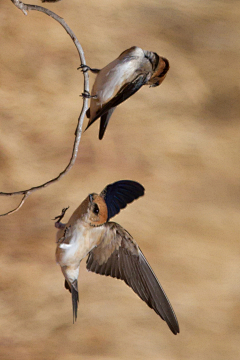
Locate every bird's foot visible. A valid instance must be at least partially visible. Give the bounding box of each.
[78,64,100,74]
[53,207,69,228]
[81,90,97,99]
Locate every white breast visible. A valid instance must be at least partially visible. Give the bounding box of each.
[58,223,105,267]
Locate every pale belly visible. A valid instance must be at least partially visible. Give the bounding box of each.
[93,59,139,105]
[57,225,105,267]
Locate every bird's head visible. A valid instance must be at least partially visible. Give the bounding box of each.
[146,54,170,87]
[87,193,108,226]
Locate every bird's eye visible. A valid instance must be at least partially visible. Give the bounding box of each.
[93,203,99,215]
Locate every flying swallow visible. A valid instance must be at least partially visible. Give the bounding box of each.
[80,46,169,139]
[55,180,179,335]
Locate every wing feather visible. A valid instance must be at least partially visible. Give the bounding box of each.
[86,223,179,335]
[100,180,145,220]
[85,73,149,134]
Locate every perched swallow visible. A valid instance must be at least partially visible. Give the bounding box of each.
[55,180,179,335]
[81,46,169,139]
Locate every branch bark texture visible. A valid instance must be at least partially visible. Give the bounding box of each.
[1,1,89,216]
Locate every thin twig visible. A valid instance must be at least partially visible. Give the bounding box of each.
[0,193,30,216]
[1,1,89,216]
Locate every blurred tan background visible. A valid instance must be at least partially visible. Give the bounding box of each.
[0,0,240,359]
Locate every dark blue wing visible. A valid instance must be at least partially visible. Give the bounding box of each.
[100,180,145,220]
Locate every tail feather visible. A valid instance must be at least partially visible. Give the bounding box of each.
[84,107,115,138]
[71,280,79,323]
[99,108,115,140]
[65,279,71,292]
[84,115,98,133]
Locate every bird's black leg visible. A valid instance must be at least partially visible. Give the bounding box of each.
[78,64,100,74]
[53,207,69,229]
[80,90,97,99]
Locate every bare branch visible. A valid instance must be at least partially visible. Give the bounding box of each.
[0,193,30,217]
[1,1,90,215]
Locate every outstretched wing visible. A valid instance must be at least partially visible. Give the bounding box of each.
[86,222,179,335]
[100,180,145,220]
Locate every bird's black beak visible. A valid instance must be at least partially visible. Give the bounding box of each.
[150,82,160,88]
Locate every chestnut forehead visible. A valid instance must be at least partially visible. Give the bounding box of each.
[90,194,108,210]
